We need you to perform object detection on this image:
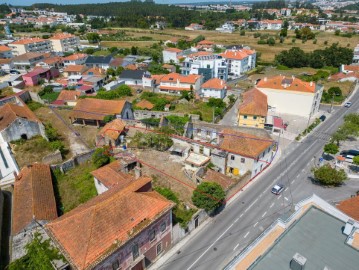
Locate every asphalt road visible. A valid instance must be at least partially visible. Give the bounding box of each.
[157,87,359,270]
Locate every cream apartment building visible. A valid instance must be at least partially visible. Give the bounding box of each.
[256,75,323,118]
[9,38,52,56]
[49,33,80,53]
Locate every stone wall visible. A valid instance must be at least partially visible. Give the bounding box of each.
[42,150,63,165]
[134,110,200,121]
[50,149,94,173]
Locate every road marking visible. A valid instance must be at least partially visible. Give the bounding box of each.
[253,222,258,227]
[233,243,239,251]
[277,195,282,200]
[234,218,239,222]
[186,220,236,270]
[245,198,258,213]
[311,157,314,161]
[270,202,274,208]
[284,197,289,201]
[296,175,300,178]
[262,211,267,218]
[291,180,295,184]
[244,231,250,238]
[302,168,305,172]
[240,213,243,218]
[284,187,288,191]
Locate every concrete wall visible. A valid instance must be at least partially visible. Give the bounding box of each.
[94,177,109,195]
[0,142,19,186]
[42,150,63,165]
[50,149,94,173]
[0,119,45,143]
[28,91,45,104]
[120,102,135,120]
[134,110,200,121]
[238,114,266,128]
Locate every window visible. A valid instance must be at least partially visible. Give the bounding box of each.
[253,116,257,120]
[132,243,139,260]
[160,222,166,232]
[231,155,235,160]
[243,115,247,119]
[241,158,245,163]
[156,243,163,256]
[149,229,156,242]
[112,260,120,270]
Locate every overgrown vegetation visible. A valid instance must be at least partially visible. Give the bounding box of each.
[192,182,226,212]
[92,146,111,168]
[39,85,60,103]
[86,85,132,100]
[45,123,66,155]
[140,92,171,111]
[155,187,196,228]
[331,113,359,145]
[311,164,347,186]
[129,131,173,151]
[26,101,43,111]
[296,118,321,141]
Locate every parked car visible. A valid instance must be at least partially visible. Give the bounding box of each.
[271,184,284,195]
[340,150,359,157]
[9,69,20,75]
[344,102,352,108]
[319,115,326,121]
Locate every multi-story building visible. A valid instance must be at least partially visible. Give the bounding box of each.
[162,48,183,64]
[238,88,268,128]
[221,48,256,79]
[259,20,283,30]
[12,52,45,71]
[62,53,88,66]
[200,78,227,99]
[0,45,13,59]
[158,72,202,95]
[256,75,323,118]
[181,52,228,81]
[49,33,80,53]
[8,38,52,56]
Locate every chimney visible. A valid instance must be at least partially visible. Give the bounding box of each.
[310,81,313,86]
[134,166,142,179]
[264,77,267,82]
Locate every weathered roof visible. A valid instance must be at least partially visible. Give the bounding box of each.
[12,52,43,62]
[201,78,226,90]
[337,195,359,221]
[49,33,77,40]
[70,98,127,121]
[203,169,235,191]
[220,128,273,158]
[63,64,87,73]
[56,90,83,102]
[0,103,40,131]
[12,164,58,235]
[164,48,183,53]
[136,99,154,110]
[239,88,268,117]
[161,72,201,84]
[11,37,47,45]
[0,45,11,52]
[63,53,87,61]
[98,119,126,140]
[256,75,316,93]
[120,70,145,80]
[85,55,113,65]
[46,177,174,270]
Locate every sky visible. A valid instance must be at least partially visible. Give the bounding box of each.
[2,0,257,6]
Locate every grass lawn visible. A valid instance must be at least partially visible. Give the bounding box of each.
[174,101,214,122]
[40,91,60,103]
[93,50,111,56]
[100,28,359,63]
[53,161,97,213]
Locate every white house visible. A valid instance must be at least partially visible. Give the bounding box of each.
[49,33,80,53]
[159,72,202,95]
[200,78,227,99]
[221,48,256,79]
[62,53,88,66]
[8,38,52,56]
[256,75,324,118]
[162,48,183,64]
[0,142,19,185]
[216,22,235,33]
[260,20,283,30]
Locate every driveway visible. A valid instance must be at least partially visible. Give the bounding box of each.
[219,97,240,126]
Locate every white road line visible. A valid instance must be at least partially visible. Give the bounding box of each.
[270,202,274,208]
[245,198,258,213]
[296,175,300,178]
[186,221,236,270]
[244,231,250,238]
[262,211,267,218]
[234,218,239,222]
[284,187,288,191]
[233,243,239,251]
[284,197,289,201]
[240,213,243,218]
[253,222,258,227]
[291,180,295,184]
[277,195,282,200]
[302,168,305,172]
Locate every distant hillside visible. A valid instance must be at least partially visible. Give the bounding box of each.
[340,3,359,11]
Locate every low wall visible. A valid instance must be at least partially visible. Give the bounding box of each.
[134,110,200,121]
[28,91,45,104]
[42,150,63,165]
[50,149,94,173]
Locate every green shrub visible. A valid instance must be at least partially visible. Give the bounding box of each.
[155,187,179,203]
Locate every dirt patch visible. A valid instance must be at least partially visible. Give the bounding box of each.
[134,149,196,205]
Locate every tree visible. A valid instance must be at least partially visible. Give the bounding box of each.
[86,32,100,44]
[92,147,111,168]
[324,143,339,155]
[311,164,347,186]
[353,156,359,166]
[106,67,116,77]
[328,87,342,97]
[267,37,275,46]
[103,115,115,123]
[192,182,225,212]
[240,29,245,36]
[8,232,65,270]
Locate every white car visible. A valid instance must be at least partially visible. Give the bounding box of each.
[344,102,352,108]
[271,184,284,195]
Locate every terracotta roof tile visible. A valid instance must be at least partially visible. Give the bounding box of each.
[12,52,43,62]
[239,88,268,117]
[11,37,47,45]
[12,164,57,235]
[70,98,127,121]
[0,45,11,52]
[46,177,174,270]
[57,90,83,102]
[82,67,106,76]
[63,64,87,73]
[161,72,201,84]
[136,100,154,110]
[49,33,77,40]
[220,128,273,158]
[343,65,359,72]
[203,169,235,191]
[198,40,214,45]
[256,75,316,93]
[98,119,126,140]
[164,48,183,53]
[0,103,40,131]
[63,53,87,61]
[221,50,249,60]
[201,78,226,90]
[337,195,359,221]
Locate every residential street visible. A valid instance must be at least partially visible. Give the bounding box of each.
[156,88,359,270]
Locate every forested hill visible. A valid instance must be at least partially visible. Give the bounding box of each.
[30,2,254,28]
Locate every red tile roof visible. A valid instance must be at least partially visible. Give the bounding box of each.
[136,99,154,110]
[91,160,134,189]
[239,88,268,117]
[46,177,174,270]
[343,65,359,72]
[198,40,214,45]
[221,50,249,60]
[11,37,47,45]
[201,78,226,90]
[63,53,87,61]
[337,195,359,221]
[64,64,87,73]
[70,98,127,121]
[203,169,235,191]
[49,33,77,40]
[0,45,11,52]
[82,67,106,76]
[12,164,57,235]
[57,90,83,102]
[98,119,126,140]
[164,48,183,53]
[161,72,201,84]
[0,103,40,131]
[256,75,316,93]
[220,128,274,158]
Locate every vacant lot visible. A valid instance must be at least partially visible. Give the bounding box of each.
[174,101,214,122]
[53,161,97,213]
[100,28,359,63]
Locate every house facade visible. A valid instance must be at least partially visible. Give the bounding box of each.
[85,55,113,70]
[162,48,183,64]
[256,76,324,118]
[0,142,19,185]
[0,45,13,58]
[95,119,126,148]
[46,177,174,270]
[221,48,256,79]
[238,88,268,128]
[49,33,80,53]
[22,67,59,86]
[200,78,227,99]
[12,52,45,71]
[0,103,46,143]
[9,38,52,56]
[159,73,202,95]
[62,53,88,66]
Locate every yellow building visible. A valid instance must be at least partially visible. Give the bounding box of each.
[238,88,268,128]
